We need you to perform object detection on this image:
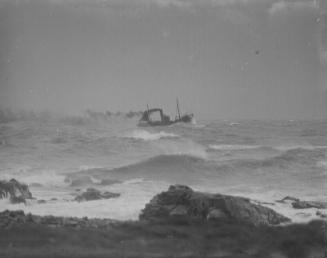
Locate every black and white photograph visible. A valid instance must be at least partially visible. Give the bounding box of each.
[1,0,327,257]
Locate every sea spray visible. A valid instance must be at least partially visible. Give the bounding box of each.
[123,129,179,141]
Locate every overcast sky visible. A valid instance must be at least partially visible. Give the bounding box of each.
[1,0,327,119]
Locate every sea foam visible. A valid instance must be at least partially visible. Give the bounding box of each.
[123,129,179,141]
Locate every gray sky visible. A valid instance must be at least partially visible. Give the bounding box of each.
[1,0,327,119]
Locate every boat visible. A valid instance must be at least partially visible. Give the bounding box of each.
[138,99,194,127]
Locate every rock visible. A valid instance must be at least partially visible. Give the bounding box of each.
[292,201,327,209]
[63,217,79,227]
[0,210,118,230]
[277,196,327,210]
[276,196,300,203]
[0,210,27,228]
[75,188,120,202]
[316,210,327,218]
[206,208,228,221]
[0,179,33,204]
[140,185,290,226]
[169,205,188,217]
[37,199,46,204]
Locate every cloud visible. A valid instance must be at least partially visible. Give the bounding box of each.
[0,0,272,8]
[268,0,320,16]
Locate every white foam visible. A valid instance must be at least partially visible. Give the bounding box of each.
[274,145,327,151]
[123,129,179,141]
[18,170,67,188]
[0,180,169,220]
[208,144,262,151]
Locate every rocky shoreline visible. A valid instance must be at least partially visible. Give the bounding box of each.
[1,180,327,257]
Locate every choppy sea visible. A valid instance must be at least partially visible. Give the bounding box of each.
[1,116,327,223]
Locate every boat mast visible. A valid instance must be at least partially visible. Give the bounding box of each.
[176,98,181,120]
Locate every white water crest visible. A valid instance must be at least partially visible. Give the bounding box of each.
[123,129,179,141]
[208,144,262,151]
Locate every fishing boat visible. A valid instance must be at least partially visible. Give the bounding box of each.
[138,99,194,127]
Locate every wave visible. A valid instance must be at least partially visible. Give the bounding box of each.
[67,154,212,187]
[122,129,179,141]
[1,168,68,188]
[208,144,265,151]
[66,146,327,190]
[154,139,208,159]
[273,145,327,151]
[224,147,327,171]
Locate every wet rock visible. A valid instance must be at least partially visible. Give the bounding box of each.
[276,196,300,203]
[0,179,33,204]
[74,188,120,202]
[277,196,327,210]
[292,201,327,209]
[316,210,327,218]
[140,185,290,226]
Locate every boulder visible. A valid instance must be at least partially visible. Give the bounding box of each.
[75,188,120,202]
[0,179,33,204]
[316,211,327,218]
[276,196,300,203]
[140,185,290,226]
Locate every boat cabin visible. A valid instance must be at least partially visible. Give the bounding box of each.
[139,108,172,126]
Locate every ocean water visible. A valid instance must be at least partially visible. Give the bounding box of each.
[1,117,327,223]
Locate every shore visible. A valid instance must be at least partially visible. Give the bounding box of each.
[1,184,327,258]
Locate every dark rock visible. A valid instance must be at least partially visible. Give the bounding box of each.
[316,211,327,218]
[278,196,327,210]
[276,196,300,203]
[11,196,28,204]
[75,188,120,202]
[0,179,33,204]
[102,191,120,199]
[37,199,46,204]
[140,185,290,226]
[100,179,121,186]
[169,205,188,217]
[292,201,327,209]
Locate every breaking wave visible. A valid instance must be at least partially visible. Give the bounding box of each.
[123,129,179,141]
[208,144,264,151]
